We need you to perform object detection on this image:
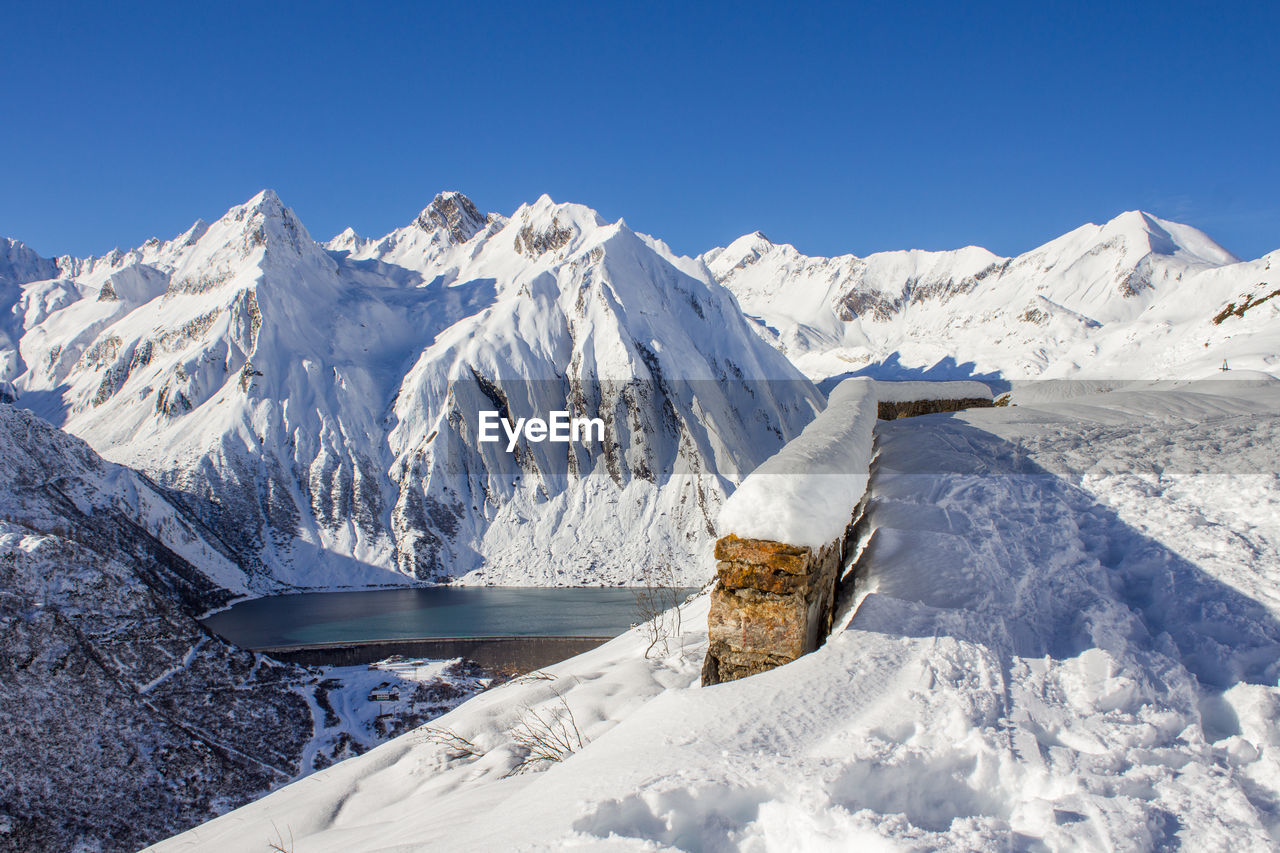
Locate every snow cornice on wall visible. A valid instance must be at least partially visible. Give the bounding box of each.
[704,378,994,684]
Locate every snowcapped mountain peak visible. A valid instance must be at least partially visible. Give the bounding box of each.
[236,189,305,235]
[1099,209,1240,265]
[508,195,606,259]
[0,236,59,287]
[701,230,782,279]
[328,192,507,276]
[225,189,292,229]
[178,218,209,246]
[412,191,488,244]
[323,226,369,255]
[1025,209,1239,276]
[166,189,323,282]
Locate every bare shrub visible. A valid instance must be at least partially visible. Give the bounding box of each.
[635,563,684,659]
[512,669,556,684]
[267,822,293,853]
[415,725,484,760]
[504,691,584,777]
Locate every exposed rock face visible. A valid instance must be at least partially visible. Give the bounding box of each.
[414,192,488,244]
[513,218,575,256]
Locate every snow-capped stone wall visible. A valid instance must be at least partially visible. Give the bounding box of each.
[703,378,993,684]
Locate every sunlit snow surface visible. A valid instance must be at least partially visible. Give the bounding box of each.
[151,383,1280,851]
[703,211,1278,384]
[719,378,993,548]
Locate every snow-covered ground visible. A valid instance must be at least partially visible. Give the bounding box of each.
[300,657,491,774]
[719,378,992,548]
[152,381,1280,851]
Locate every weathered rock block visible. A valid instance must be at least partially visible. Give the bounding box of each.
[702,536,845,685]
[708,584,810,660]
[714,535,810,574]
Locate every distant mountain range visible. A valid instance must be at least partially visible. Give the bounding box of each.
[1,194,1275,589]
[702,210,1275,382]
[0,191,818,590]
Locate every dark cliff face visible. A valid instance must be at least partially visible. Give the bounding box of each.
[0,404,312,852]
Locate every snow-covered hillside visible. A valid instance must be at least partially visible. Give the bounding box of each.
[0,192,819,589]
[6,197,1275,589]
[0,402,491,851]
[150,380,1280,852]
[704,212,1278,382]
[0,401,304,850]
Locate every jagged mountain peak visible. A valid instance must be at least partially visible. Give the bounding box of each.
[323,226,369,254]
[723,230,776,253]
[178,218,210,245]
[508,194,607,259]
[218,189,306,233]
[0,236,59,286]
[413,191,487,244]
[172,189,324,277]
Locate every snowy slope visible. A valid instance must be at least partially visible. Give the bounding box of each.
[1,192,820,588]
[0,237,61,390]
[0,401,492,850]
[150,381,1280,852]
[0,402,308,850]
[704,212,1277,383]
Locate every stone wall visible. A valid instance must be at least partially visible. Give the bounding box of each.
[877,396,993,420]
[703,391,991,686]
[702,493,868,685]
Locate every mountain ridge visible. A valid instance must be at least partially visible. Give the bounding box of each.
[1,194,1276,587]
[1,190,819,589]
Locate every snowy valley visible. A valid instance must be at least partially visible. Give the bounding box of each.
[151,381,1280,852]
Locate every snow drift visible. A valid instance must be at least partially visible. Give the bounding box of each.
[719,378,993,548]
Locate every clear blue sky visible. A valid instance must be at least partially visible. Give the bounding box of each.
[3,1,1277,261]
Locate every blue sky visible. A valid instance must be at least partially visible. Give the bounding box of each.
[3,1,1277,260]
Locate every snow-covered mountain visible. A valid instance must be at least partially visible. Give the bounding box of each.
[703,211,1278,382]
[1,191,820,588]
[5,194,1275,589]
